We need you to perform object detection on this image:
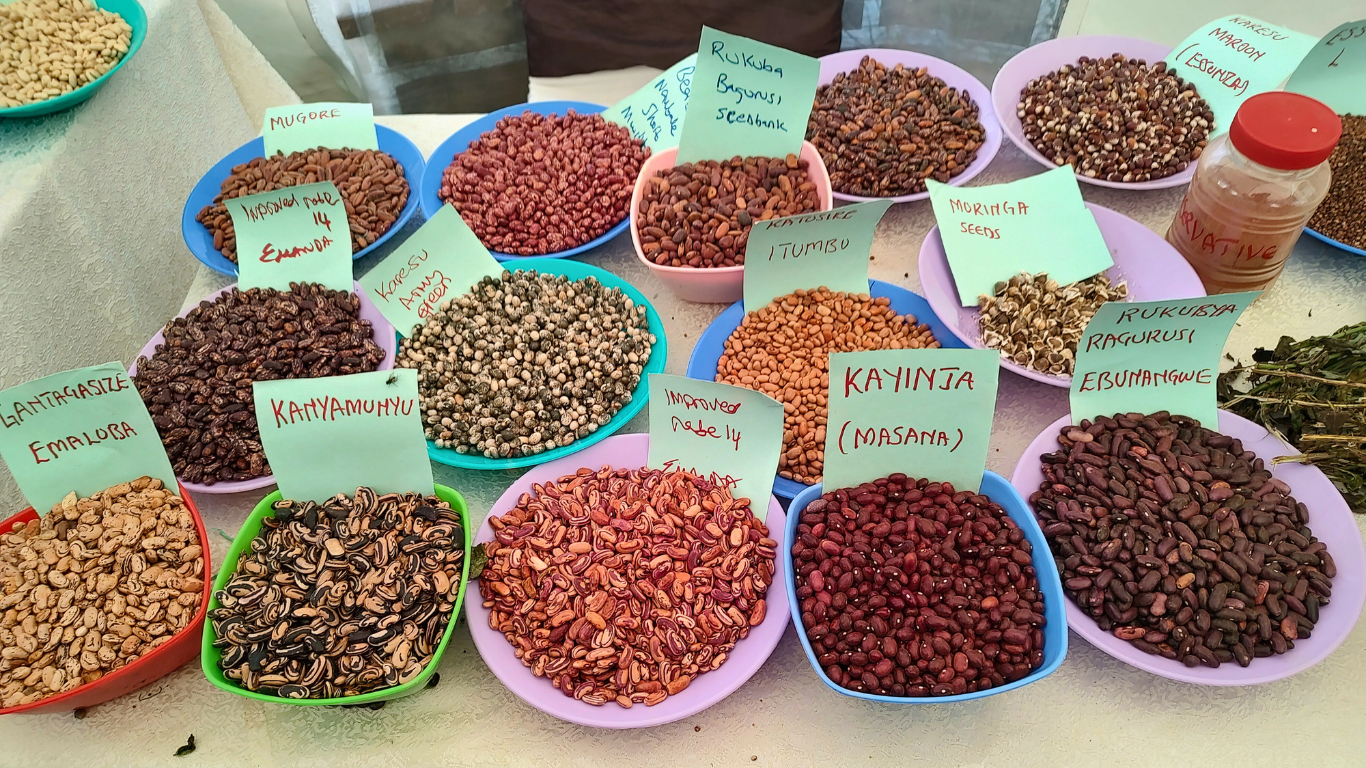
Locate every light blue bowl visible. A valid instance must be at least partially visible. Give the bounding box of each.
[410,258,667,470]
[1304,227,1366,257]
[783,472,1069,704]
[181,124,426,276]
[418,101,633,262]
[685,280,969,499]
[0,0,146,119]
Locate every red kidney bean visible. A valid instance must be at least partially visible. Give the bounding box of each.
[791,473,1047,698]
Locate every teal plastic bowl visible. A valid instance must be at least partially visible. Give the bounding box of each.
[407,258,667,470]
[0,0,147,119]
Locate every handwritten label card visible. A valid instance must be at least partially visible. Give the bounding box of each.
[1070,292,1258,426]
[229,181,354,292]
[0,363,177,513]
[252,369,433,503]
[823,349,999,493]
[1286,20,1366,114]
[359,206,504,337]
[742,201,891,309]
[646,374,784,519]
[603,54,697,151]
[676,27,820,164]
[928,167,1114,305]
[262,102,379,156]
[1166,16,1316,132]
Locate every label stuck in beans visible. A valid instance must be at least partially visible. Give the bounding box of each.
[792,474,1047,697]
[1030,411,1334,668]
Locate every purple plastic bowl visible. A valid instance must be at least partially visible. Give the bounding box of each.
[466,432,790,728]
[816,49,1003,203]
[992,36,1197,190]
[1010,410,1366,685]
[129,281,397,495]
[918,202,1206,387]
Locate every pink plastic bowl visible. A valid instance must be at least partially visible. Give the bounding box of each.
[992,36,1198,190]
[816,48,1003,203]
[128,281,396,495]
[918,202,1206,388]
[466,432,790,728]
[631,141,833,304]
[1011,410,1365,685]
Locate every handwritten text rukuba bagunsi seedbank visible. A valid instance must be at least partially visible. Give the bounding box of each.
[269,396,416,428]
[833,365,974,456]
[708,40,788,131]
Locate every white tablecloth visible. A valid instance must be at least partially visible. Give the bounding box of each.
[4,110,1362,767]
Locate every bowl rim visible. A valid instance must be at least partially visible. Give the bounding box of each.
[684,278,968,498]
[814,47,1005,203]
[782,471,1069,703]
[0,481,211,715]
[180,124,426,277]
[990,35,1199,190]
[464,432,791,728]
[916,201,1208,388]
[0,0,148,119]
[129,280,397,494]
[631,140,833,277]
[1303,227,1366,257]
[1009,409,1366,685]
[417,100,636,262]
[416,258,667,470]
[199,484,471,705]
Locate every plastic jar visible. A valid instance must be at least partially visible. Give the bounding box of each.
[1165,92,1342,294]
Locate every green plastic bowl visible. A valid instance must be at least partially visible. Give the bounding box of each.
[200,484,471,706]
[0,0,148,119]
[413,258,668,470]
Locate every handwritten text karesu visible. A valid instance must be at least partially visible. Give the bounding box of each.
[271,396,416,428]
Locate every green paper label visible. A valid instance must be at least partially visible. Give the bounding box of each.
[646,374,784,520]
[742,201,892,310]
[229,181,354,292]
[675,27,820,164]
[927,168,1114,305]
[358,205,504,337]
[1165,16,1316,134]
[823,349,999,493]
[603,54,697,150]
[262,102,379,156]
[1070,292,1259,426]
[1286,20,1366,114]
[252,369,434,503]
[0,363,178,513]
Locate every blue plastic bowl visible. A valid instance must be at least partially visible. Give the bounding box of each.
[410,258,667,470]
[783,472,1069,704]
[1304,227,1366,257]
[685,280,969,499]
[181,124,426,276]
[0,0,146,119]
[418,101,634,262]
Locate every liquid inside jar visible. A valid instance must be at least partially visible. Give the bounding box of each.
[1166,133,1332,294]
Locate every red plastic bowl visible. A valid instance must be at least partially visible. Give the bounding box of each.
[0,484,211,715]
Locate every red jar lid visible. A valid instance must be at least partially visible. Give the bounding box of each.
[1229,92,1343,170]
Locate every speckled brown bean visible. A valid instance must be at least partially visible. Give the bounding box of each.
[716,288,940,485]
[1030,411,1334,669]
[438,111,648,255]
[635,154,820,268]
[791,474,1047,698]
